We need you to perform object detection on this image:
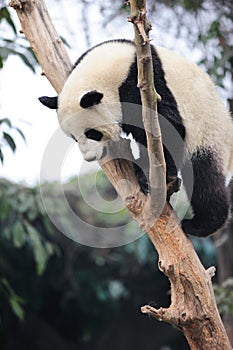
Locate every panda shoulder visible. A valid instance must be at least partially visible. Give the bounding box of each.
[154,46,206,79]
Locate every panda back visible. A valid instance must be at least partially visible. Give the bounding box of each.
[156,46,233,174]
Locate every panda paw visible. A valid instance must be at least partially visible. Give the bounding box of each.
[181,219,209,237]
[133,163,149,195]
[166,176,181,200]
[138,173,149,195]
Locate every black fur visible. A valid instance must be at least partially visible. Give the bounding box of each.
[38,96,58,109]
[118,42,185,193]
[39,39,230,237]
[181,148,229,236]
[117,41,230,236]
[80,91,103,109]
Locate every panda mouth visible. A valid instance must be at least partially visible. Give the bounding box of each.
[85,155,97,162]
[83,147,107,162]
[99,146,107,159]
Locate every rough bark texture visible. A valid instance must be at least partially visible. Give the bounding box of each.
[101,143,232,350]
[9,0,232,349]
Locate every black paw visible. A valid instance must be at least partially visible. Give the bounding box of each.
[166,176,181,200]
[133,163,149,195]
[181,219,210,237]
[138,172,149,195]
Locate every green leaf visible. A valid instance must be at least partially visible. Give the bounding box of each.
[0,148,3,163]
[0,7,17,34]
[17,52,36,73]
[17,192,34,214]
[0,47,14,60]
[0,192,11,220]
[0,46,36,72]
[3,132,16,152]
[14,127,26,142]
[3,227,11,240]
[0,118,12,128]
[60,35,71,48]
[26,223,49,275]
[12,221,26,248]
[0,278,25,321]
[9,297,25,321]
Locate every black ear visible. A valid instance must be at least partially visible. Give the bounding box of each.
[38,96,58,109]
[80,90,104,109]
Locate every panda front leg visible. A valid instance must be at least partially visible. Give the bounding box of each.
[133,143,181,197]
[181,149,230,237]
[133,142,150,194]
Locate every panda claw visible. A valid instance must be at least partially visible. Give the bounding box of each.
[166,176,181,200]
[140,181,150,195]
[138,174,149,195]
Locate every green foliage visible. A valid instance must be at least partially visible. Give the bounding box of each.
[0,176,215,349]
[0,278,25,321]
[0,6,37,71]
[0,6,16,34]
[214,278,233,317]
[0,118,25,163]
[197,15,233,88]
[0,180,59,275]
[182,0,204,11]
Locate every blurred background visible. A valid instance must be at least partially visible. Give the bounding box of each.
[0,0,233,349]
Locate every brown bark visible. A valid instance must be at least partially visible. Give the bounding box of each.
[128,0,166,217]
[101,142,232,349]
[9,0,232,348]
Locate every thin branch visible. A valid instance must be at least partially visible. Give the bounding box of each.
[129,0,166,218]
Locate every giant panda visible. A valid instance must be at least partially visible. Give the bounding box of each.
[39,39,233,237]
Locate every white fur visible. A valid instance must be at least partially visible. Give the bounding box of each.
[157,47,233,176]
[58,41,135,160]
[57,40,233,177]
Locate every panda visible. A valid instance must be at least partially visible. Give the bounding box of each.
[39,39,233,237]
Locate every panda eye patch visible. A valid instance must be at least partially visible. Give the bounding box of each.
[84,129,103,141]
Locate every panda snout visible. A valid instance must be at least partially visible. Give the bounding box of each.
[84,154,97,162]
[81,145,107,162]
[77,135,106,162]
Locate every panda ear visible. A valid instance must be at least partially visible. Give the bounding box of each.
[80,90,104,109]
[38,96,58,109]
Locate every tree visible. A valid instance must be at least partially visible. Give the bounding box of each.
[9,0,232,348]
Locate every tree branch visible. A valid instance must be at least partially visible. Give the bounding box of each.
[129,0,166,217]
[9,0,232,348]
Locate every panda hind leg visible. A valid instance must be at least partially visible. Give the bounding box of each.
[181,149,230,237]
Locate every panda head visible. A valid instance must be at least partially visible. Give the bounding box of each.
[39,40,136,161]
[39,89,121,161]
